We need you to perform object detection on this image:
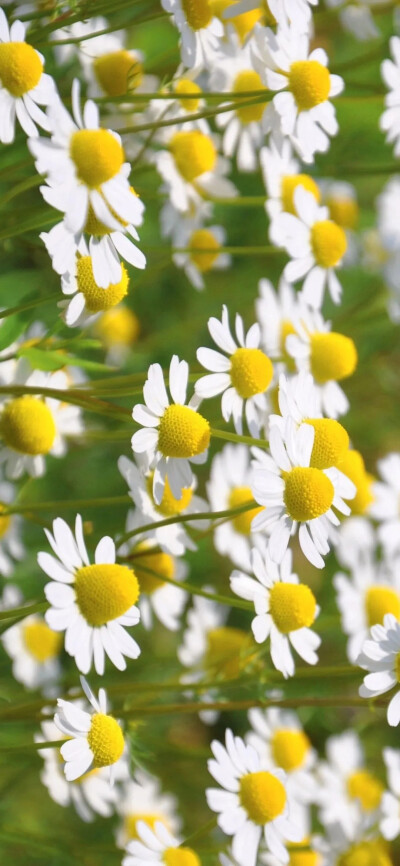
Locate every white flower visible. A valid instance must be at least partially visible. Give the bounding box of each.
[195,305,274,436]
[224,0,317,32]
[178,591,227,669]
[116,769,180,848]
[370,453,400,556]
[206,728,302,866]
[334,516,375,572]
[38,514,141,675]
[260,138,321,220]
[230,547,320,678]
[59,244,131,328]
[255,276,299,362]
[381,36,400,157]
[381,748,400,840]
[2,611,62,692]
[0,479,24,577]
[160,0,223,68]
[173,224,230,290]
[123,820,199,866]
[358,613,400,726]
[339,4,380,42]
[131,355,210,506]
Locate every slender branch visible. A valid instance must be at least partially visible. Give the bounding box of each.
[116,501,258,546]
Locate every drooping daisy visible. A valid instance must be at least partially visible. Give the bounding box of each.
[206,728,302,866]
[381,748,400,841]
[323,181,360,255]
[230,547,320,678]
[369,454,400,556]
[93,305,140,365]
[224,0,317,32]
[358,613,400,727]
[195,305,274,436]
[0,477,24,577]
[178,591,251,682]
[160,0,223,68]
[116,770,180,848]
[316,829,394,866]
[78,23,156,101]
[251,419,355,568]
[38,514,141,675]
[123,820,201,866]
[172,224,231,290]
[60,248,130,328]
[255,276,299,365]
[260,138,321,220]
[131,355,210,506]
[2,612,62,692]
[380,36,400,157]
[336,450,374,517]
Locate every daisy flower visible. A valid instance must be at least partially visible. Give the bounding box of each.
[178,591,251,684]
[358,612,400,727]
[151,72,209,138]
[160,0,223,69]
[381,748,400,841]
[380,36,400,157]
[334,515,375,572]
[206,728,302,866]
[0,478,24,577]
[93,305,140,365]
[255,276,299,364]
[0,7,57,143]
[59,247,130,328]
[270,187,348,309]
[38,514,141,675]
[172,224,231,290]
[54,677,126,783]
[131,355,210,506]
[230,547,320,678]
[123,820,200,866]
[251,419,355,568]
[195,305,274,436]
[78,24,156,101]
[116,769,180,848]
[260,138,321,220]
[224,0,317,32]
[369,453,400,556]
[2,612,62,692]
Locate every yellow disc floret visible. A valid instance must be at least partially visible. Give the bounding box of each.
[174,78,202,112]
[281,174,320,215]
[290,848,321,866]
[158,405,210,459]
[230,347,273,399]
[134,543,175,594]
[151,474,193,516]
[283,466,334,522]
[87,712,125,767]
[288,60,331,111]
[94,307,140,349]
[209,1,263,41]
[310,332,358,384]
[23,619,62,662]
[125,813,169,840]
[74,563,139,627]
[365,586,400,628]
[206,626,250,677]
[271,728,311,772]
[189,229,220,272]
[0,503,11,539]
[182,0,212,29]
[311,220,347,269]
[1,397,56,456]
[170,131,216,182]
[326,194,359,230]
[77,256,129,313]
[347,770,384,811]
[338,450,373,515]
[163,848,201,866]
[93,50,143,97]
[337,840,392,866]
[233,69,267,124]
[70,129,124,188]
[228,486,263,535]
[305,418,349,470]
[240,771,286,824]
[269,582,317,634]
[0,42,43,97]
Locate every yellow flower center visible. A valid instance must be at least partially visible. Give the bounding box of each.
[338,450,374,515]
[326,194,359,230]
[230,347,273,399]
[283,466,334,522]
[77,256,129,313]
[290,850,321,866]
[23,620,62,662]
[239,771,286,824]
[134,543,175,594]
[347,770,384,812]
[158,404,210,459]
[365,586,400,628]
[0,503,11,539]
[163,848,201,866]
[337,840,392,866]
[269,582,317,634]
[0,42,43,97]
[93,50,143,97]
[288,60,331,111]
[311,220,347,269]
[271,728,311,772]
[228,486,263,535]
[189,229,220,272]
[125,813,169,840]
[74,563,139,627]
[174,78,202,113]
[94,307,140,348]
[87,712,124,767]
[310,332,358,384]
[210,0,264,37]
[281,174,320,215]
[305,418,349,470]
[206,625,250,678]
[233,69,267,124]
[181,0,212,29]
[70,129,124,188]
[149,473,193,516]
[1,396,56,456]
[170,131,216,182]
[84,194,131,236]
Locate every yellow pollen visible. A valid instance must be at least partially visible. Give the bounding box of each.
[84,193,131,236]
[158,404,210,459]
[269,582,317,634]
[210,1,263,38]
[305,418,349,470]
[70,129,124,188]
[134,542,175,594]
[288,60,331,111]
[23,619,62,662]
[74,563,139,627]
[77,256,129,313]
[93,50,143,97]
[181,0,212,29]
[1,396,56,456]
[290,850,321,866]
[311,220,347,269]
[310,332,358,384]
[230,347,273,399]
[0,502,11,539]
[283,466,334,522]
[189,229,220,272]
[347,770,384,812]
[87,712,124,767]
[365,586,400,628]
[170,131,216,182]
[337,840,393,866]
[281,174,321,215]
[163,848,201,866]
[228,486,263,535]
[94,307,140,349]
[174,78,202,113]
[232,69,267,124]
[338,450,374,515]
[326,194,359,230]
[125,813,169,840]
[239,771,286,824]
[206,626,250,678]
[271,728,311,772]
[0,42,43,97]
[149,473,193,516]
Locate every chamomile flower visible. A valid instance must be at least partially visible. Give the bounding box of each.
[93,305,140,365]
[369,454,400,556]
[178,592,251,681]
[2,612,62,691]
[60,248,130,327]
[255,276,299,364]
[173,223,230,290]
[251,419,355,568]
[0,478,24,577]
[160,0,223,69]
[195,305,274,436]
[78,25,155,101]
[380,36,400,157]
[38,514,141,675]
[270,187,348,309]
[224,0,316,31]
[334,516,375,572]
[260,138,321,220]
[131,355,210,506]
[381,748,400,841]
[206,728,302,866]
[358,613,400,726]
[54,677,126,783]
[230,547,321,678]
[116,770,180,848]
[123,820,201,866]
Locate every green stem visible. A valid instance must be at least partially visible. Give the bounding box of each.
[0,601,47,623]
[0,384,131,421]
[127,562,253,611]
[172,245,280,257]
[210,427,269,448]
[119,695,379,718]
[0,293,60,320]
[0,739,65,753]
[116,501,258,546]
[182,818,218,848]
[6,495,131,515]
[117,93,273,134]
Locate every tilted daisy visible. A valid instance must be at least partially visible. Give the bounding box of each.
[93,305,140,365]
[255,276,300,364]
[251,419,355,568]
[260,138,321,220]
[160,0,223,68]
[230,547,320,678]
[334,515,375,572]
[78,24,156,101]
[195,305,274,436]
[381,748,400,841]
[131,355,210,506]
[270,187,348,309]
[0,477,24,577]
[358,613,400,727]
[316,828,394,866]
[123,820,201,866]
[116,769,180,848]
[369,453,400,556]
[59,247,130,328]
[2,612,62,692]
[323,180,360,265]
[206,728,302,866]
[38,514,141,675]
[172,223,231,290]
[178,591,251,682]
[224,0,317,32]
[380,36,400,158]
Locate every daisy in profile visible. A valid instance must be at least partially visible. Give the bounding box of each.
[38,514,141,675]
[2,612,62,692]
[358,613,400,727]
[172,223,231,290]
[60,249,130,328]
[55,677,125,783]
[225,0,316,32]
[381,748,400,841]
[255,276,299,364]
[230,547,320,677]
[260,138,321,220]
[270,187,348,309]
[370,453,400,556]
[131,355,210,506]
[251,419,355,568]
[116,769,180,848]
[93,306,140,365]
[178,591,251,682]
[0,477,24,577]
[380,36,400,157]
[123,820,200,866]
[195,305,274,436]
[206,728,302,866]
[160,0,223,68]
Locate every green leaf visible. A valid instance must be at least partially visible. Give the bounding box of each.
[0,316,25,351]
[0,269,45,304]
[17,346,66,371]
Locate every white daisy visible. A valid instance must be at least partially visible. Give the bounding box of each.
[178,591,251,681]
[230,547,320,678]
[123,820,200,866]
[116,769,180,848]
[260,137,321,220]
[224,0,317,32]
[369,453,400,556]
[334,516,375,572]
[358,612,400,727]
[59,245,131,328]
[0,478,24,577]
[380,36,400,157]
[78,23,156,101]
[2,612,62,692]
[255,276,299,363]
[381,748,400,841]
[38,514,141,675]
[92,305,140,365]
[173,224,231,290]
[206,728,302,866]
[195,305,274,436]
[160,0,223,68]
[151,71,210,139]
[131,355,210,506]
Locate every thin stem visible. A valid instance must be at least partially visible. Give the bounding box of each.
[0,384,131,421]
[0,293,60,320]
[116,501,258,546]
[172,245,280,257]
[127,562,253,611]
[182,818,218,848]
[0,601,47,623]
[120,695,380,718]
[0,739,65,753]
[117,93,273,134]
[6,495,131,515]
[210,427,269,448]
